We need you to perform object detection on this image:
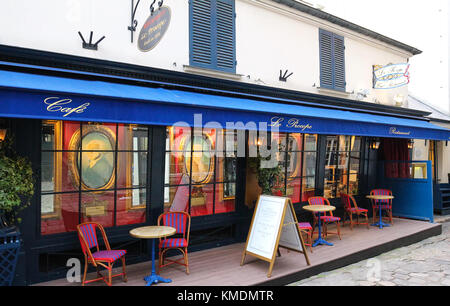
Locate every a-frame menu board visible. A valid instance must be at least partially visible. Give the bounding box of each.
[241,195,310,278]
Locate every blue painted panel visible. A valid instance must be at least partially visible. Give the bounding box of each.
[377,161,434,222]
[0,70,450,140]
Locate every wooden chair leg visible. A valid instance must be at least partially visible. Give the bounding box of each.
[108,263,112,286]
[122,257,127,282]
[82,260,88,286]
[337,222,341,240]
[184,248,190,275]
[350,214,354,230]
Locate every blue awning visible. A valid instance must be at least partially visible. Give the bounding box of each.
[0,70,449,140]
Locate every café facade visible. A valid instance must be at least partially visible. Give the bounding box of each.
[1,0,450,285]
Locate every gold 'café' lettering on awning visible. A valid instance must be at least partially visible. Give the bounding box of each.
[44,97,90,117]
[269,117,312,131]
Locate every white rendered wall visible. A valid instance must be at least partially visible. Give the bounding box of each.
[0,0,412,106]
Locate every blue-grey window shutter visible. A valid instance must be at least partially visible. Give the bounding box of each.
[333,34,346,91]
[319,29,346,91]
[190,0,213,68]
[190,0,236,73]
[215,0,236,72]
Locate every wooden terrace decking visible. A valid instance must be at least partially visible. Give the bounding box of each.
[36,218,441,286]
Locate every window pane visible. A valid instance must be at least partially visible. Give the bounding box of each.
[287,134,303,152]
[166,152,189,186]
[287,150,302,178]
[190,184,214,217]
[81,191,114,227]
[304,134,317,151]
[41,193,80,236]
[349,175,359,195]
[303,152,316,177]
[302,177,316,202]
[287,177,301,203]
[215,183,236,214]
[336,175,348,198]
[216,156,236,183]
[167,126,191,152]
[118,124,148,151]
[164,185,190,213]
[116,189,146,226]
[116,151,147,188]
[185,150,215,184]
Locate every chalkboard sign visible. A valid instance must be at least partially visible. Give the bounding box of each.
[241,195,310,278]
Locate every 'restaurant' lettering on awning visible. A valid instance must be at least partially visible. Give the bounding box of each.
[389,127,411,136]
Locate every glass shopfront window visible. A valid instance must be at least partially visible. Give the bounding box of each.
[324,135,362,199]
[271,133,318,203]
[40,121,150,236]
[164,127,236,217]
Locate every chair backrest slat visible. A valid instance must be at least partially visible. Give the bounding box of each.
[162,212,187,235]
[370,189,393,206]
[78,223,99,254]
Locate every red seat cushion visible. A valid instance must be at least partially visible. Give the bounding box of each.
[298,222,312,230]
[320,216,341,222]
[159,238,188,248]
[349,208,368,213]
[91,250,126,262]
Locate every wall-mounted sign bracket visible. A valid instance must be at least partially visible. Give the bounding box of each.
[279,70,293,82]
[128,0,141,43]
[78,31,106,51]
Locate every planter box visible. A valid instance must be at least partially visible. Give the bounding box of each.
[0,229,21,286]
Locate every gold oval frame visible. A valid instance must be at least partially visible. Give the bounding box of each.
[179,132,215,185]
[68,124,117,191]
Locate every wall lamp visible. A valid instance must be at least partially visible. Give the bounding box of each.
[0,129,7,142]
[370,138,381,150]
[408,139,414,150]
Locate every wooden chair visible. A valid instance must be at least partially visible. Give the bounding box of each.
[369,189,393,225]
[297,222,313,253]
[77,222,127,286]
[308,197,341,240]
[340,193,369,230]
[158,211,191,275]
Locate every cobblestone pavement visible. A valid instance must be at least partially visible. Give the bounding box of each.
[289,222,450,286]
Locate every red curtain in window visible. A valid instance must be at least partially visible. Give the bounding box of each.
[381,138,410,179]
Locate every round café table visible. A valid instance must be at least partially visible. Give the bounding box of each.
[366,195,394,229]
[130,226,176,286]
[303,205,336,247]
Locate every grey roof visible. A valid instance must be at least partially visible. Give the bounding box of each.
[271,0,422,55]
[408,95,450,123]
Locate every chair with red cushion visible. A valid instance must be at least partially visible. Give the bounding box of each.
[158,211,191,275]
[77,222,127,286]
[341,193,369,230]
[370,189,393,225]
[297,222,313,253]
[308,197,341,240]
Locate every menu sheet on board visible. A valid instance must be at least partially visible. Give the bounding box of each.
[246,196,285,260]
[278,204,304,253]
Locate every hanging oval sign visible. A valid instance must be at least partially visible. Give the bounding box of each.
[138,6,171,52]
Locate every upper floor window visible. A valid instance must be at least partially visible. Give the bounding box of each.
[319,29,346,92]
[189,0,236,73]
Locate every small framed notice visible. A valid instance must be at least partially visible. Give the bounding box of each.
[241,195,310,278]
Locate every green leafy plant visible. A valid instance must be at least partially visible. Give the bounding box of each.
[0,135,34,226]
[248,152,285,196]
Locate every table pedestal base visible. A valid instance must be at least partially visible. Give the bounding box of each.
[313,237,334,247]
[371,222,390,229]
[144,274,172,286]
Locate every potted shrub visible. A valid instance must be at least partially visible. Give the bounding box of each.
[0,134,34,286]
[0,135,34,230]
[246,150,285,208]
